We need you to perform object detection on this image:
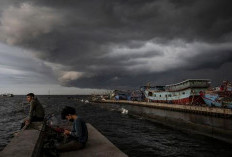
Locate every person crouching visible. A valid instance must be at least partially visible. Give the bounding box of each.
[57,106,88,152]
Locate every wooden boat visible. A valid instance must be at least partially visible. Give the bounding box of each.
[143,79,210,105]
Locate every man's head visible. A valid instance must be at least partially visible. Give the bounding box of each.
[61,106,76,122]
[26,93,35,102]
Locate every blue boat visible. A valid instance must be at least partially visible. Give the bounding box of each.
[201,81,232,109]
[113,90,132,100]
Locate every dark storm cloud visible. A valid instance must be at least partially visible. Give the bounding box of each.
[0,43,56,86]
[186,50,232,70]
[0,0,232,89]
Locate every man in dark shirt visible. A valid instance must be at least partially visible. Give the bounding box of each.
[22,93,45,128]
[57,106,88,152]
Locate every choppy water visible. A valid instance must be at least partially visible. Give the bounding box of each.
[0,96,232,157]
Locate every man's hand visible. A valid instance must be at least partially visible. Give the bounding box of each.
[25,120,30,126]
[64,129,71,135]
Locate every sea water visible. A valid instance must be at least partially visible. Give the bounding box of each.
[0,95,232,157]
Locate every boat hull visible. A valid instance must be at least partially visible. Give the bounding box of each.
[202,94,232,109]
[145,88,206,105]
[148,96,204,105]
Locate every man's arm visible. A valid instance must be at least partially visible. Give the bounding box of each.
[70,119,82,138]
[28,101,35,121]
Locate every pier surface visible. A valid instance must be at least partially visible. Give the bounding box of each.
[0,122,127,157]
[61,124,127,157]
[102,100,232,117]
[0,122,44,157]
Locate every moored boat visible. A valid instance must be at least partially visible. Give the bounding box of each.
[1,93,14,97]
[200,81,232,109]
[143,79,210,105]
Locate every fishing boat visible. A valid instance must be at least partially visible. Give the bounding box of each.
[200,81,232,109]
[1,93,14,97]
[113,90,132,100]
[143,79,210,105]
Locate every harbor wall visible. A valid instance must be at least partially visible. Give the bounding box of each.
[99,100,232,144]
[0,122,127,157]
[61,124,128,157]
[0,122,44,157]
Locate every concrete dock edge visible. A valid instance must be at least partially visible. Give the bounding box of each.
[61,124,128,157]
[97,100,232,144]
[101,100,232,117]
[0,122,127,157]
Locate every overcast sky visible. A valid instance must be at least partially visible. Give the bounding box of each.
[0,0,232,94]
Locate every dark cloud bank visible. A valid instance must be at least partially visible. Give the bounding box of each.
[0,0,232,89]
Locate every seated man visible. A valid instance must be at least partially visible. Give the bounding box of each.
[57,106,88,152]
[21,93,45,128]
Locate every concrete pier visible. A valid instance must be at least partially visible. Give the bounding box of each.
[0,122,44,157]
[0,123,127,157]
[97,100,232,144]
[101,100,232,117]
[61,124,127,157]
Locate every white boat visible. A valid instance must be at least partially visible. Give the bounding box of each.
[143,79,210,105]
